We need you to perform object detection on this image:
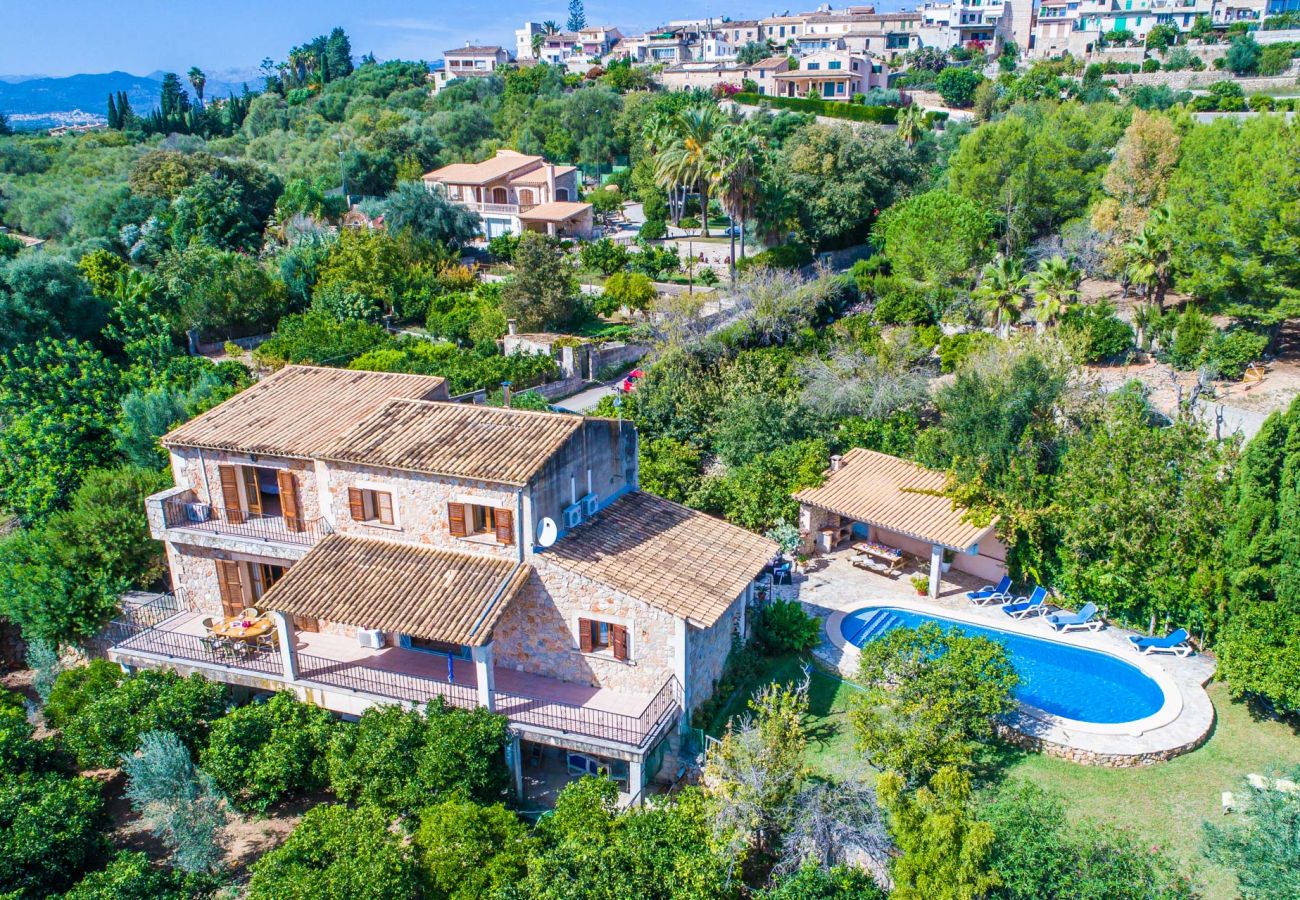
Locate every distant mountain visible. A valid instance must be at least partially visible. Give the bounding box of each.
[0,69,260,131]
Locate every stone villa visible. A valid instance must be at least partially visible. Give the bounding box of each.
[109,366,775,804]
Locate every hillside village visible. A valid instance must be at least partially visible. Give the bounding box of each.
[0,3,1299,899]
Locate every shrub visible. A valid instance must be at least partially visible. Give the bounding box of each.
[0,770,108,897]
[62,851,212,900]
[935,67,985,107]
[122,731,228,874]
[579,237,629,276]
[638,217,667,241]
[487,232,520,263]
[414,798,534,900]
[869,274,937,326]
[731,92,899,123]
[1202,327,1270,380]
[246,804,419,900]
[736,242,814,274]
[327,700,510,816]
[201,692,335,813]
[51,666,229,768]
[1168,307,1214,369]
[938,331,998,373]
[1225,34,1261,75]
[1142,58,1161,72]
[756,600,823,655]
[1058,302,1134,362]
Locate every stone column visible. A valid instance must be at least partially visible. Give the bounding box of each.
[472,642,496,712]
[508,733,524,801]
[929,543,943,600]
[628,757,645,805]
[673,617,690,732]
[271,611,298,681]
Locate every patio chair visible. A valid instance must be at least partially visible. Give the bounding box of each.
[199,633,221,656]
[1046,602,1102,632]
[239,607,260,619]
[255,630,278,651]
[1127,628,1192,657]
[200,617,216,631]
[771,561,793,586]
[966,575,1012,606]
[1002,586,1048,619]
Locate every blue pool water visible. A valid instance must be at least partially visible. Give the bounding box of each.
[841,607,1165,724]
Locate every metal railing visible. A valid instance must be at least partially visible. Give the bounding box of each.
[296,653,482,709]
[160,497,330,547]
[105,619,286,678]
[495,676,682,748]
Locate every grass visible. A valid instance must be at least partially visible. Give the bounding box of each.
[711,654,1300,899]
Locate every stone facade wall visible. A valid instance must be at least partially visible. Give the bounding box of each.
[166,542,298,617]
[995,722,1211,767]
[169,448,326,524]
[687,595,745,711]
[492,564,679,696]
[324,461,522,561]
[1110,71,1298,90]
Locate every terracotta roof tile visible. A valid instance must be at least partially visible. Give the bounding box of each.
[260,534,527,645]
[795,448,996,550]
[545,491,776,627]
[161,366,448,458]
[322,399,585,486]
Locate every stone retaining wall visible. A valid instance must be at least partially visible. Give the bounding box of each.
[995,720,1212,767]
[1109,70,1299,90]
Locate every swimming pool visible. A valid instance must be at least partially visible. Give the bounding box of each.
[840,606,1166,725]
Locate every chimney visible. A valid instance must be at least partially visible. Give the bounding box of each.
[507,318,518,336]
[830,454,843,472]
[501,380,513,408]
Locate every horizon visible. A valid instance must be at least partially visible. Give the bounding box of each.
[0,0,915,79]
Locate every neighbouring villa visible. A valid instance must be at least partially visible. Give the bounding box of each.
[770,49,889,101]
[422,149,594,241]
[109,365,776,806]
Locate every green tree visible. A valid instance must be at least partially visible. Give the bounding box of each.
[596,271,656,316]
[247,804,419,900]
[0,771,109,899]
[1225,34,1262,74]
[639,436,703,503]
[1204,767,1300,898]
[874,190,998,287]
[579,237,630,276]
[500,231,579,331]
[973,254,1030,337]
[201,692,336,813]
[851,623,1018,781]
[158,243,289,339]
[382,181,482,247]
[1029,256,1080,329]
[415,797,534,900]
[63,851,210,900]
[0,254,107,351]
[123,731,228,874]
[567,0,586,32]
[710,121,769,270]
[737,40,777,65]
[169,173,267,252]
[935,67,985,108]
[878,766,999,900]
[654,105,724,237]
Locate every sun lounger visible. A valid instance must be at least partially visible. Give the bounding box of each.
[1002,586,1049,619]
[1046,602,1102,632]
[967,575,1012,606]
[1127,628,1192,657]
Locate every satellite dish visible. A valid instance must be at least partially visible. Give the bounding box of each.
[537,517,558,548]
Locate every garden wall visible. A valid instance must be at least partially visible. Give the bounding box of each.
[995,721,1212,767]
[1109,70,1299,90]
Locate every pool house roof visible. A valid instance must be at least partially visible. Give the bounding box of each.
[794,448,997,551]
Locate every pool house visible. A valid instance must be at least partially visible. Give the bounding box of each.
[795,449,1008,598]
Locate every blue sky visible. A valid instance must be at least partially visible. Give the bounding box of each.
[3,0,788,77]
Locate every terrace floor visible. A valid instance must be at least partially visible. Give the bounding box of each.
[784,549,1217,764]
[157,611,652,718]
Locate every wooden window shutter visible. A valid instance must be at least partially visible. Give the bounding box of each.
[376,492,394,525]
[611,624,628,661]
[218,465,244,524]
[241,466,263,517]
[448,502,468,537]
[578,618,594,653]
[348,487,366,521]
[494,508,514,545]
[215,560,244,617]
[277,470,303,532]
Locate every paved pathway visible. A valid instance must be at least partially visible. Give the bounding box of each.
[555,382,621,413]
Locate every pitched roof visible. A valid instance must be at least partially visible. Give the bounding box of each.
[445,45,506,57]
[751,56,791,69]
[322,399,585,486]
[509,164,576,185]
[423,150,544,186]
[161,366,449,458]
[545,491,777,627]
[517,201,592,222]
[259,534,528,646]
[794,448,997,551]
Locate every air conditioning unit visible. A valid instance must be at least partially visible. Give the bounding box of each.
[562,503,583,530]
[357,629,384,649]
[185,502,212,523]
[581,492,599,517]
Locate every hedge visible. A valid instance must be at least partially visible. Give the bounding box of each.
[732,92,899,123]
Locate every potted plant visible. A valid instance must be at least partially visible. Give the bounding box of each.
[910,574,929,597]
[941,549,954,573]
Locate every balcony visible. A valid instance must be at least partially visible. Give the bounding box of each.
[106,597,681,751]
[450,198,539,216]
[158,495,331,549]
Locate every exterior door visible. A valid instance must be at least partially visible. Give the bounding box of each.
[492,186,509,204]
[215,560,246,617]
[240,466,263,517]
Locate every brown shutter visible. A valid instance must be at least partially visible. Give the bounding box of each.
[348,487,366,521]
[215,560,244,617]
[218,465,244,525]
[376,492,394,525]
[578,618,594,653]
[611,624,628,661]
[277,470,304,532]
[447,502,467,537]
[494,508,514,545]
[241,467,263,517]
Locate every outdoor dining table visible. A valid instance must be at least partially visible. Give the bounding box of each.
[852,540,905,574]
[211,616,275,642]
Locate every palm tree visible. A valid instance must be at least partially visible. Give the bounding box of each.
[1029,255,1081,332]
[895,103,926,148]
[654,105,724,238]
[1132,301,1159,351]
[974,254,1029,338]
[187,67,207,106]
[1123,207,1173,310]
[531,32,545,58]
[542,20,560,34]
[708,122,767,276]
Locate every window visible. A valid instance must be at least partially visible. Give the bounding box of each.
[829,60,842,69]
[215,560,285,617]
[577,617,629,660]
[348,487,395,525]
[447,502,515,545]
[556,187,570,201]
[807,61,820,69]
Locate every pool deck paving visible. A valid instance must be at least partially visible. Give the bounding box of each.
[779,550,1217,766]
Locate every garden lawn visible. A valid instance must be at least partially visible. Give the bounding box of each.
[710,656,1300,899]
